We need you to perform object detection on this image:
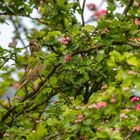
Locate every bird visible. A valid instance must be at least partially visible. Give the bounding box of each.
[17,62,46,90]
[29,39,42,56]
[17,39,46,92]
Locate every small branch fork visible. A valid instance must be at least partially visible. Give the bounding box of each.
[123,0,134,15]
[1,63,62,122]
[77,0,86,26]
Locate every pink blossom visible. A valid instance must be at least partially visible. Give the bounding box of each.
[78,114,84,120]
[94,10,107,19]
[74,114,84,124]
[129,38,140,42]
[132,125,140,132]
[136,104,140,110]
[86,3,96,11]
[101,84,107,89]
[134,19,140,26]
[88,104,97,109]
[110,97,116,103]
[59,37,71,45]
[123,87,129,91]
[128,70,137,75]
[64,54,72,62]
[131,96,139,103]
[12,82,20,89]
[120,113,128,119]
[97,101,107,109]
[101,28,110,34]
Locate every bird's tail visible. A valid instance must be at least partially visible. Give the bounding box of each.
[15,80,27,95]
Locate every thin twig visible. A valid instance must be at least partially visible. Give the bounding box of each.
[77,0,86,26]
[72,44,103,56]
[7,96,11,106]
[123,0,134,15]
[0,59,8,69]
[124,131,133,140]
[81,0,86,26]
[59,92,73,105]
[127,41,140,48]
[0,12,47,25]
[10,17,26,48]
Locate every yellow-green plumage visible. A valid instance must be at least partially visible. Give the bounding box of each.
[17,39,45,91]
[17,62,46,90]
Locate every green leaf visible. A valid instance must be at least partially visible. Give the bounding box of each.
[107,2,116,12]
[107,59,116,67]
[46,87,53,93]
[50,76,58,85]
[46,118,55,126]
[127,56,139,66]
[36,123,47,137]
[96,131,109,139]
[83,72,89,81]
[115,69,127,81]
[82,25,94,32]
[57,0,65,6]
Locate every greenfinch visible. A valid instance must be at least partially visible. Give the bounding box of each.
[18,62,46,90]
[17,39,45,91]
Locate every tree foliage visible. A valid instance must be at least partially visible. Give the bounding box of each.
[0,0,140,139]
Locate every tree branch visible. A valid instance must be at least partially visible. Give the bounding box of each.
[10,17,26,48]
[1,64,62,122]
[123,0,134,15]
[83,79,103,103]
[77,0,86,26]
[21,64,62,102]
[0,59,9,69]
[127,41,140,48]
[124,131,133,140]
